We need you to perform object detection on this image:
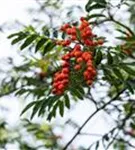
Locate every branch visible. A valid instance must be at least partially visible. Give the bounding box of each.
[105,131,119,150]
[63,89,125,150]
[107,10,134,36]
[87,126,118,150]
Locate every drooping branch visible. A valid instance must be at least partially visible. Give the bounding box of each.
[63,89,126,150]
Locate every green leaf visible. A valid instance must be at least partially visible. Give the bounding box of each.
[71,88,84,100]
[86,3,106,12]
[46,99,59,121]
[31,100,42,119]
[59,101,64,117]
[123,102,131,114]
[47,112,53,121]
[8,32,23,39]
[126,82,134,94]
[20,34,38,50]
[51,101,59,118]
[42,26,50,37]
[130,122,135,129]
[107,52,113,65]
[62,32,66,39]
[15,88,27,96]
[37,98,47,117]
[43,40,56,55]
[47,96,60,110]
[116,36,135,41]
[94,0,107,4]
[87,14,106,20]
[38,96,58,117]
[113,68,124,80]
[20,101,36,116]
[53,30,58,38]
[77,86,85,95]
[35,38,47,52]
[95,50,102,65]
[121,65,135,76]
[11,34,28,45]
[64,94,70,109]
[116,29,129,36]
[85,0,93,12]
[76,28,81,41]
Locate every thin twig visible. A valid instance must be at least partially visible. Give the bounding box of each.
[63,89,125,150]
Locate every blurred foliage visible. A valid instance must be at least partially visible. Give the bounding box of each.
[0,119,63,149]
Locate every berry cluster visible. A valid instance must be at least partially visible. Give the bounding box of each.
[52,56,70,95]
[70,45,97,85]
[58,17,104,46]
[52,17,102,95]
[52,66,70,95]
[52,45,96,95]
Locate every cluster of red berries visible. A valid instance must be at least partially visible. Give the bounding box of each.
[57,17,104,46]
[52,44,96,95]
[52,17,102,95]
[52,61,70,95]
[70,44,96,85]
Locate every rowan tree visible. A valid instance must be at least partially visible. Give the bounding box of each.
[0,0,135,149]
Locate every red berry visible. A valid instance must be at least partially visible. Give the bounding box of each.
[98,39,104,45]
[62,79,69,85]
[83,71,90,80]
[62,68,69,74]
[58,84,65,90]
[62,61,69,67]
[74,51,82,58]
[66,28,72,34]
[64,24,70,29]
[80,17,85,21]
[74,44,81,50]
[71,35,77,41]
[91,69,97,75]
[62,54,70,61]
[56,90,63,95]
[86,80,93,85]
[76,57,83,63]
[87,67,93,72]
[74,64,81,70]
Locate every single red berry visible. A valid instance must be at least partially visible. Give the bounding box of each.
[76,57,83,63]
[98,39,104,45]
[86,80,93,85]
[74,51,82,58]
[83,71,91,80]
[56,90,63,95]
[64,23,70,29]
[74,44,81,50]
[62,61,70,67]
[87,67,93,72]
[91,69,97,75]
[66,28,72,34]
[58,84,65,90]
[74,64,81,70]
[62,79,69,85]
[80,17,85,21]
[71,35,77,41]
[62,68,69,74]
